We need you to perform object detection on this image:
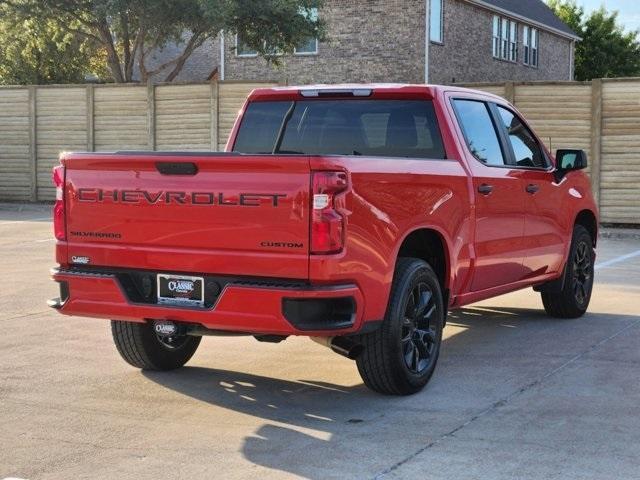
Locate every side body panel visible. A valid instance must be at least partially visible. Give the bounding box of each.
[443,89,599,306]
[308,156,473,323]
[443,92,528,291]
[520,169,570,276]
[488,98,599,278]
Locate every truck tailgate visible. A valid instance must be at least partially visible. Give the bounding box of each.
[62,153,310,279]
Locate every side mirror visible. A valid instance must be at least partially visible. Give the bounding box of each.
[556,149,587,170]
[554,149,587,181]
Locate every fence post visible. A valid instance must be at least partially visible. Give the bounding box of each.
[505,81,515,104]
[590,79,603,209]
[86,84,95,151]
[147,81,156,151]
[28,86,37,202]
[211,81,219,151]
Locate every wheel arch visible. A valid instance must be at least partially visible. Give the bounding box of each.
[574,209,598,246]
[536,209,598,295]
[394,227,451,300]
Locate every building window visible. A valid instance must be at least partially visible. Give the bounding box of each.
[509,21,517,61]
[492,16,500,57]
[294,38,318,55]
[430,0,443,43]
[493,15,517,62]
[523,26,539,67]
[501,17,508,59]
[523,26,529,63]
[295,6,319,55]
[236,35,318,57]
[236,7,319,57]
[236,36,258,57]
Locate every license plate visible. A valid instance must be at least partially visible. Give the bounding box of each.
[157,274,204,307]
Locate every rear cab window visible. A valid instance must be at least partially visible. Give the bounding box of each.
[233,99,446,159]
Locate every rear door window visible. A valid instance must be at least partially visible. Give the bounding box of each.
[452,99,506,166]
[233,99,445,159]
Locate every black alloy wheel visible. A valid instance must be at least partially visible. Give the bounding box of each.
[541,224,594,318]
[572,240,593,307]
[356,258,444,395]
[401,282,439,374]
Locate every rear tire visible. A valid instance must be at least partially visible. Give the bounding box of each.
[356,258,444,395]
[111,320,201,370]
[541,225,594,318]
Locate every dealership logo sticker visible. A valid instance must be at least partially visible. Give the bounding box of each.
[154,322,178,336]
[167,280,194,294]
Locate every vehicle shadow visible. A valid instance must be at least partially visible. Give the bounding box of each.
[143,306,637,479]
[144,365,386,479]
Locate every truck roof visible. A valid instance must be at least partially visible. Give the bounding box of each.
[247,83,505,102]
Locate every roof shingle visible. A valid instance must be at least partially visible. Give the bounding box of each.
[473,0,578,38]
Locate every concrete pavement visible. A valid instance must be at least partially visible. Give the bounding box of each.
[1,204,639,480]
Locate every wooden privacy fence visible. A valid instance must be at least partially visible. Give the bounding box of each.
[0,81,276,203]
[0,78,639,223]
[464,78,640,225]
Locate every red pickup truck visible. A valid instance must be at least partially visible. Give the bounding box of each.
[49,84,598,395]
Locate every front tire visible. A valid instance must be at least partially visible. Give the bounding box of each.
[541,225,595,318]
[356,258,444,395]
[111,320,201,370]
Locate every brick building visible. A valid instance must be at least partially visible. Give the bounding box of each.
[147,0,578,85]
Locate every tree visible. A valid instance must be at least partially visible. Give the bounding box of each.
[0,0,324,83]
[547,0,640,80]
[0,4,101,84]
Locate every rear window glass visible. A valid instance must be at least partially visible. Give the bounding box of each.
[233,100,445,159]
[230,101,292,154]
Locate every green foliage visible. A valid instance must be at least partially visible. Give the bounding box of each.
[0,4,99,84]
[0,0,325,83]
[547,0,640,80]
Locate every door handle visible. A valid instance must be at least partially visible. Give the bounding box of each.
[478,184,493,195]
[526,183,540,194]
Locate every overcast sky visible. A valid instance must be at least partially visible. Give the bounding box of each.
[578,0,640,32]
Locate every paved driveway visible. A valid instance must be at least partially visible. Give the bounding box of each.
[1,204,639,480]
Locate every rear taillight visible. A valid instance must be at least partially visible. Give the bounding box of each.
[52,164,66,241]
[311,171,348,254]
